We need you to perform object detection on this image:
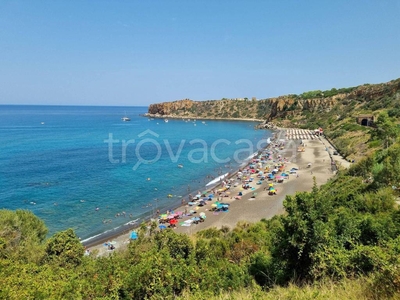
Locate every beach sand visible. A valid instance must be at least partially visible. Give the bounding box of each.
[87,130,346,256]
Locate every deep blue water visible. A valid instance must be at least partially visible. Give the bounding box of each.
[0,105,271,240]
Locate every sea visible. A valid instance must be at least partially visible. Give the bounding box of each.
[0,105,272,241]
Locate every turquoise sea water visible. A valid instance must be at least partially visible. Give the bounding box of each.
[0,105,271,240]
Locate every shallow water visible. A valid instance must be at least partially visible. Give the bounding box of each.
[0,105,271,239]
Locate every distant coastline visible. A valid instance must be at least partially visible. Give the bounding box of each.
[142,112,265,123]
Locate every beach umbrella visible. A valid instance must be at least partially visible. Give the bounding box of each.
[130,231,138,240]
[167,214,175,219]
[199,212,206,217]
[189,209,196,214]
[191,217,201,222]
[208,194,214,198]
[169,219,178,225]
[159,224,167,230]
[269,183,274,187]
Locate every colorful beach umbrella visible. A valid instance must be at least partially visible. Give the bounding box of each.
[130,231,138,240]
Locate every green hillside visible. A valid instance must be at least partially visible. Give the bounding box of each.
[148,78,400,161]
[1,140,400,299]
[2,78,400,299]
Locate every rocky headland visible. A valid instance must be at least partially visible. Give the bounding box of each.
[146,78,400,124]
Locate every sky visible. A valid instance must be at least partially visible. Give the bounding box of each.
[0,0,399,106]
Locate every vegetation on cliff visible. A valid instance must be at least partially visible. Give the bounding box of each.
[1,78,400,299]
[148,78,400,161]
[1,136,400,299]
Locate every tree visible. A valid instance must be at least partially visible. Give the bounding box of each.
[373,112,399,148]
[270,191,335,281]
[0,209,48,261]
[43,228,84,267]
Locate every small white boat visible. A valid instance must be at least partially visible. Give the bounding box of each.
[121,111,130,121]
[178,164,183,168]
[164,119,169,123]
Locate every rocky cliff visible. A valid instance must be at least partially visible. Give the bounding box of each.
[147,78,400,123]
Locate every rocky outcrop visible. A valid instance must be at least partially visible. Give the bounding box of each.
[148,99,194,115]
[146,78,400,122]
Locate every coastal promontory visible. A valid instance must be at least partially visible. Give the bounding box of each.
[147,78,400,123]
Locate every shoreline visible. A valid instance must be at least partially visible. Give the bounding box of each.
[142,113,265,123]
[82,132,274,249]
[86,128,346,255]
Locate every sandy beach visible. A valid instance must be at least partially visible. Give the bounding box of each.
[87,129,349,256]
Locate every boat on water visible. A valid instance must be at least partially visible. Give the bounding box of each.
[164,119,168,123]
[177,164,183,168]
[121,111,131,121]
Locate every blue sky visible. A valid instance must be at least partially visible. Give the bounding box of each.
[1,0,399,106]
